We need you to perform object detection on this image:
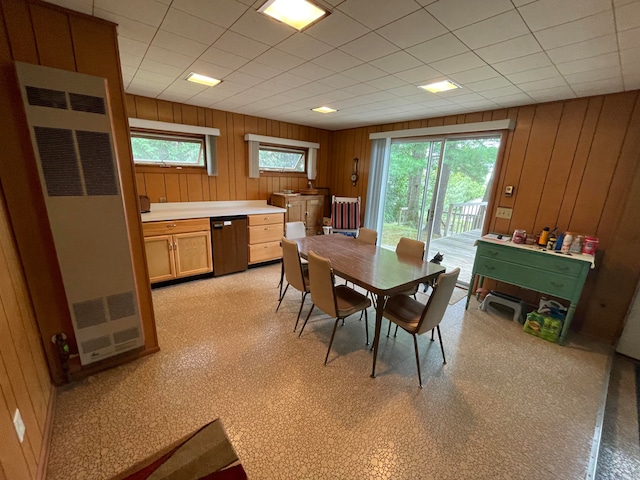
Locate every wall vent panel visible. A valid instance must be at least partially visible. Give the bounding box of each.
[113,327,139,345]
[76,130,118,196]
[81,335,112,354]
[33,126,84,196]
[69,93,105,114]
[73,298,107,329]
[107,291,136,321]
[26,86,67,109]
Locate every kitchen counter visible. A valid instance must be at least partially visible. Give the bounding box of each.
[140,200,286,222]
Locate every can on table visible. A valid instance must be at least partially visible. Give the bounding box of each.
[582,236,599,255]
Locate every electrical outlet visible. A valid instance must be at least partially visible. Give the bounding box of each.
[159,197,167,203]
[13,409,25,443]
[496,207,513,219]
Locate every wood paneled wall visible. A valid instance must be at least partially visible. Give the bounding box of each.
[0,186,53,479]
[329,92,640,343]
[127,95,332,203]
[0,0,158,391]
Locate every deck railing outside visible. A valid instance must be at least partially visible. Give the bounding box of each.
[442,201,487,237]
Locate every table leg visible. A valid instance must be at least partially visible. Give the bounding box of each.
[371,293,385,378]
[559,303,576,345]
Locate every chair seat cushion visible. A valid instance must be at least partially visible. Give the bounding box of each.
[383,294,423,333]
[335,285,371,317]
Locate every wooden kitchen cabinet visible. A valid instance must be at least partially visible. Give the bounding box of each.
[248,213,284,264]
[270,194,324,236]
[143,219,212,283]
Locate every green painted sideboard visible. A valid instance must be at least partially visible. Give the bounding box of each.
[465,238,595,343]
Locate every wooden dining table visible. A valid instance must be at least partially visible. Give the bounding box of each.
[294,234,446,378]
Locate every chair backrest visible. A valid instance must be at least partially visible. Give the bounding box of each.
[282,237,307,292]
[331,196,361,231]
[307,250,337,318]
[285,221,306,240]
[356,227,377,245]
[416,268,460,335]
[396,237,425,260]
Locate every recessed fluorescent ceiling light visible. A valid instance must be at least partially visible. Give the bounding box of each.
[186,72,221,87]
[312,106,337,113]
[259,0,327,31]
[419,80,460,93]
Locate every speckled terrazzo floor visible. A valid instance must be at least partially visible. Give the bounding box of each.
[47,263,611,480]
[596,354,640,479]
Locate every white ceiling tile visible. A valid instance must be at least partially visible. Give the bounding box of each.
[547,35,618,64]
[311,50,363,72]
[623,74,640,90]
[271,72,312,88]
[457,99,500,110]
[450,66,500,84]
[318,74,360,89]
[406,34,469,64]
[394,64,441,83]
[572,78,624,95]
[152,30,207,57]
[200,47,249,70]
[161,8,225,45]
[365,75,408,90]
[138,58,185,76]
[506,65,560,84]
[555,52,620,75]
[127,82,166,97]
[376,9,447,48]
[254,48,306,70]
[120,53,143,69]
[186,60,233,80]
[427,0,514,30]
[527,86,576,101]
[133,69,175,86]
[370,51,423,74]
[564,67,623,84]
[277,34,333,60]
[454,10,529,49]
[431,52,487,74]
[480,85,525,98]
[230,9,293,45]
[449,92,485,103]
[118,37,149,60]
[288,62,333,81]
[475,35,542,64]
[518,0,611,32]
[305,11,370,48]
[621,46,640,74]
[465,76,513,92]
[337,0,422,30]
[263,88,311,103]
[224,71,264,87]
[512,0,537,6]
[339,32,399,62]
[121,65,138,77]
[94,0,169,27]
[238,61,284,80]
[171,0,248,28]
[146,45,194,69]
[618,26,640,50]
[47,0,93,14]
[518,76,569,92]
[534,11,615,49]
[615,1,640,31]
[341,83,380,95]
[342,64,388,82]
[494,52,552,75]
[494,92,534,106]
[213,31,270,60]
[94,9,157,43]
[614,0,640,7]
[387,84,425,97]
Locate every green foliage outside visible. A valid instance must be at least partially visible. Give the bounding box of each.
[259,149,305,172]
[131,136,203,165]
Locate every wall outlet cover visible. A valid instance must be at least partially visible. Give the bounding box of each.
[13,409,25,443]
[496,207,513,219]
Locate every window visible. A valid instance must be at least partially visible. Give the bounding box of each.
[258,145,306,173]
[131,131,205,167]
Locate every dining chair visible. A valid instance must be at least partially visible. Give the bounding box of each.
[278,221,307,301]
[382,268,460,387]
[356,227,377,245]
[298,250,372,365]
[331,196,360,237]
[277,237,311,332]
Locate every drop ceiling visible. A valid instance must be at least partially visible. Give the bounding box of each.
[47,0,640,130]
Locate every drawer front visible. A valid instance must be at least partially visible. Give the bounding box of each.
[143,218,210,237]
[249,241,282,264]
[248,213,284,226]
[476,257,579,300]
[248,224,283,244]
[477,242,583,277]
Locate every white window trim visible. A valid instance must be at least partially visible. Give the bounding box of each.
[369,119,515,140]
[244,134,319,180]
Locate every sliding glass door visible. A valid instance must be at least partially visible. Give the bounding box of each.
[380,135,501,286]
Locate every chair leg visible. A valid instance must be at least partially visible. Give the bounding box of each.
[278,262,284,291]
[387,319,392,337]
[325,317,341,365]
[364,309,369,345]
[394,324,399,337]
[276,283,289,312]
[436,325,446,364]
[431,329,435,341]
[413,334,422,388]
[298,304,315,336]
[293,292,308,332]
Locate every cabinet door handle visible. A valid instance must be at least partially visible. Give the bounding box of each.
[483,265,495,270]
[555,265,569,271]
[168,242,173,251]
[264,227,270,230]
[487,250,498,256]
[264,216,270,220]
[286,204,291,208]
[550,281,564,288]
[167,223,177,229]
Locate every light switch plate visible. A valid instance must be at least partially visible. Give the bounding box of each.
[13,409,25,443]
[496,207,513,219]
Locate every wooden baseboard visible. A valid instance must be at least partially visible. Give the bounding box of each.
[36,384,57,480]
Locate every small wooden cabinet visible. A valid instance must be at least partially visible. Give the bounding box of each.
[270,193,324,236]
[248,213,284,264]
[143,218,212,283]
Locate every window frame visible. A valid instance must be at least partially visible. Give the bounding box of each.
[258,143,308,175]
[130,129,206,168]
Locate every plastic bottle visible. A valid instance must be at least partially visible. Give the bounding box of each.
[555,232,564,251]
[570,235,584,253]
[538,227,550,246]
[561,232,573,254]
[546,235,556,250]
